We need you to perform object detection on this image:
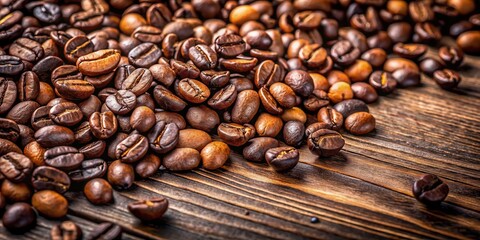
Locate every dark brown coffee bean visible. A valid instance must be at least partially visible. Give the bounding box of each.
[128,197,169,221]
[317,107,343,131]
[414,22,441,42]
[409,2,434,23]
[176,128,212,151]
[30,106,53,130]
[419,58,444,76]
[186,105,220,132]
[77,49,120,76]
[78,140,105,159]
[136,154,161,178]
[338,28,367,52]
[0,118,20,142]
[360,48,387,68]
[52,65,83,82]
[351,82,378,103]
[128,42,162,68]
[0,77,17,114]
[178,78,211,104]
[32,166,70,193]
[153,85,187,112]
[87,222,122,240]
[0,138,21,156]
[107,160,134,190]
[7,101,40,125]
[369,71,397,94]
[305,122,330,137]
[9,37,44,62]
[345,112,376,135]
[217,123,255,147]
[393,43,427,59]
[220,57,258,73]
[215,34,246,57]
[265,146,299,172]
[0,152,33,182]
[35,125,75,148]
[231,90,260,124]
[2,203,37,233]
[89,111,118,140]
[307,129,345,157]
[84,178,113,205]
[331,40,360,66]
[258,87,283,115]
[50,221,82,240]
[438,46,464,68]
[68,158,107,183]
[147,3,172,29]
[44,146,84,171]
[149,63,176,87]
[115,133,148,163]
[119,68,152,96]
[208,84,237,110]
[188,44,217,70]
[17,71,39,101]
[54,79,95,100]
[457,31,480,55]
[163,148,200,171]
[0,55,24,76]
[283,121,305,147]
[413,174,449,205]
[170,59,200,79]
[49,102,83,127]
[32,190,68,218]
[269,82,297,109]
[392,69,421,88]
[64,36,94,63]
[284,70,314,97]
[433,69,461,90]
[132,25,163,44]
[243,137,279,162]
[18,124,34,147]
[105,90,137,115]
[70,11,104,31]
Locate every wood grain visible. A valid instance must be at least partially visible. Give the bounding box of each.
[1,51,480,239]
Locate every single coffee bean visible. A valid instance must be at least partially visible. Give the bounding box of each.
[284,70,314,97]
[344,60,373,83]
[52,65,83,83]
[438,46,464,67]
[361,48,387,68]
[87,222,122,240]
[6,101,40,125]
[344,112,376,135]
[105,90,137,115]
[0,77,17,114]
[64,36,94,63]
[119,68,152,96]
[128,197,169,221]
[412,174,449,205]
[115,133,149,163]
[331,40,360,66]
[208,84,237,110]
[328,82,353,103]
[255,113,283,137]
[108,160,134,190]
[2,203,37,233]
[68,159,107,183]
[49,102,83,127]
[32,166,70,193]
[9,37,44,62]
[153,85,187,112]
[44,146,84,171]
[129,106,155,133]
[132,25,163,44]
[147,121,179,154]
[24,141,46,167]
[392,68,421,88]
[307,129,345,157]
[419,58,444,76]
[305,122,331,136]
[351,82,378,103]
[298,43,327,68]
[201,141,230,170]
[31,106,55,130]
[54,79,95,100]
[456,31,480,55]
[77,49,121,76]
[258,87,283,115]
[215,34,246,57]
[1,179,31,202]
[186,105,220,132]
[170,59,201,79]
[70,10,104,31]
[35,125,75,148]
[128,42,162,68]
[18,124,35,148]
[32,190,68,219]
[163,148,201,171]
[317,107,343,131]
[50,221,82,240]
[84,178,113,205]
[333,99,369,119]
[392,43,427,59]
[265,146,300,172]
[188,44,217,70]
[0,152,33,182]
[254,60,282,89]
[89,111,118,140]
[221,57,259,73]
[177,129,212,151]
[269,82,297,109]
[243,137,279,162]
[135,154,161,178]
[0,55,24,76]
[283,121,305,147]
[17,71,40,101]
[369,71,397,94]
[433,69,461,90]
[177,78,211,104]
[218,123,256,147]
[384,57,419,73]
[0,118,20,142]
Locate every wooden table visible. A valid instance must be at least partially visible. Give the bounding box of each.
[1,47,479,240]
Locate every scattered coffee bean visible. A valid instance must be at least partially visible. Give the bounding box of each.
[128,197,169,221]
[413,174,449,205]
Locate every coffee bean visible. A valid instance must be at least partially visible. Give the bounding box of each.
[284,70,314,97]
[44,146,84,171]
[35,125,75,148]
[68,158,107,183]
[254,60,282,89]
[163,148,201,171]
[132,25,163,44]
[9,37,44,62]
[269,82,297,109]
[147,121,179,154]
[0,118,20,142]
[32,190,68,218]
[105,90,137,115]
[369,71,397,94]
[344,60,373,83]
[70,11,104,31]
[351,82,378,103]
[0,55,24,76]
[128,197,169,221]
[361,48,387,68]
[328,82,353,103]
[186,105,220,132]
[433,69,461,90]
[54,79,95,100]
[24,141,46,167]
[412,174,449,205]
[305,122,331,136]
[392,69,421,88]
[265,146,299,172]
[283,121,305,147]
[0,152,32,183]
[171,59,201,79]
[255,113,283,137]
[64,36,94,63]
[77,49,120,76]
[135,154,161,178]
[220,57,258,73]
[0,77,17,114]
[189,44,217,70]
[344,112,376,135]
[317,107,343,131]
[178,78,211,104]
[115,133,148,163]
[50,221,82,240]
[7,101,40,125]
[307,129,344,157]
[208,84,237,110]
[2,203,37,233]
[333,99,369,119]
[200,141,230,170]
[177,129,212,151]
[49,102,83,127]
[438,46,464,67]
[231,90,260,124]
[87,222,122,240]
[84,178,113,205]
[17,71,40,101]
[243,137,279,162]
[457,31,480,55]
[32,166,70,193]
[129,43,162,68]
[89,111,118,140]
[1,179,31,202]
[107,160,134,190]
[18,124,35,148]
[153,85,187,112]
[218,123,256,147]
[419,58,443,76]
[331,40,360,66]
[119,68,153,96]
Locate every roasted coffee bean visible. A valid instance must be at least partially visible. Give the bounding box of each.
[328,82,353,103]
[388,22,412,43]
[231,90,260,124]
[87,222,122,240]
[50,221,82,240]
[189,44,217,70]
[32,190,68,218]
[254,60,282,89]
[128,43,162,68]
[413,174,449,205]
[135,154,161,178]
[70,11,104,31]
[456,31,480,55]
[31,106,53,130]
[84,178,113,205]
[186,105,220,132]
[178,78,211,104]
[0,152,32,182]
[201,141,230,170]
[129,106,155,133]
[284,70,314,97]
[128,197,169,221]
[369,71,397,94]
[7,101,40,125]
[307,129,344,157]
[331,40,360,66]
[258,87,283,115]
[64,36,94,63]
[115,133,148,163]
[68,159,107,183]
[18,124,35,148]
[44,146,84,171]
[24,141,45,167]
[255,113,283,137]
[105,90,136,115]
[305,122,330,136]
[9,37,44,62]
[77,49,120,76]
[0,55,24,76]
[438,46,464,67]
[243,137,279,162]
[89,111,118,140]
[153,85,187,112]
[170,59,201,79]
[0,118,20,142]
[433,69,461,90]
[351,82,378,103]
[392,69,421,88]
[317,107,343,131]
[163,148,200,171]
[49,102,83,127]
[177,128,212,151]
[119,68,152,96]
[35,125,75,148]
[148,121,179,154]
[298,44,327,68]
[344,111,376,135]
[32,166,70,193]
[2,203,37,233]
[218,123,255,147]
[200,70,230,88]
[265,146,299,172]
[208,84,237,110]
[344,60,372,83]
[269,82,297,109]
[333,99,369,119]
[0,77,17,114]
[107,160,134,190]
[220,57,258,73]
[419,58,444,76]
[414,22,441,42]
[52,65,83,83]
[361,48,387,68]
[147,3,172,29]
[338,28,367,53]
[54,79,95,100]
[17,71,39,101]
[393,43,427,59]
[132,25,163,44]
[1,179,31,202]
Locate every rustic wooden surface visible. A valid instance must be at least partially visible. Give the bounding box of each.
[0,47,479,240]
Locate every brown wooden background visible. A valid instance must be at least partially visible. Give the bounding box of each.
[0,46,479,239]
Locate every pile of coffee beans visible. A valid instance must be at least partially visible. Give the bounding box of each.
[0,0,474,236]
